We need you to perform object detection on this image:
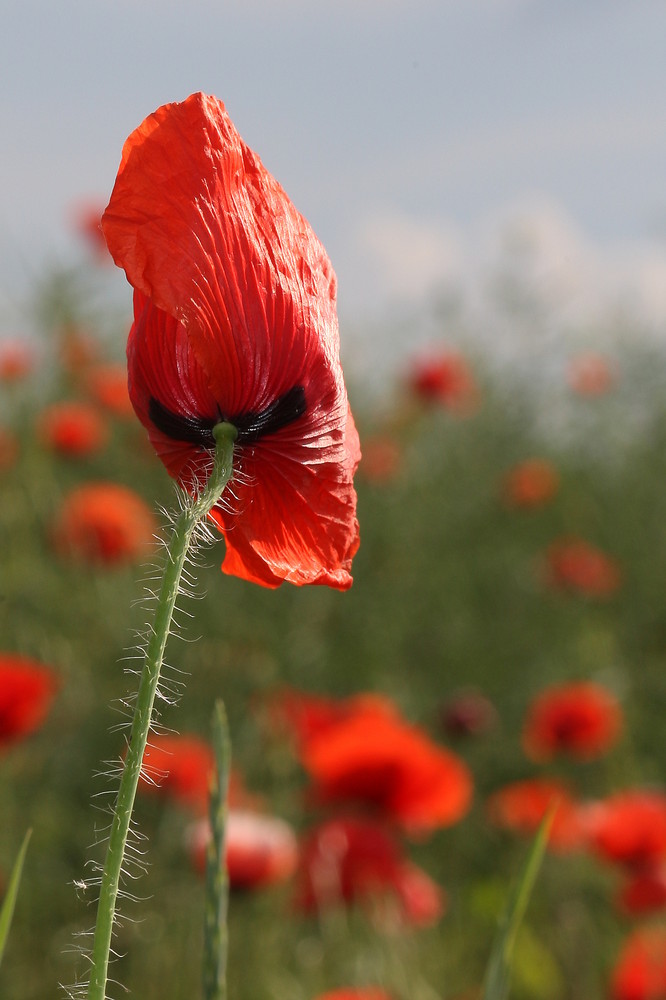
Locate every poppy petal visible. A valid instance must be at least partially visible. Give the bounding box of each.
[209,405,360,589]
[103,92,341,422]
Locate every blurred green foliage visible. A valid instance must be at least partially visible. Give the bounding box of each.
[1,274,665,999]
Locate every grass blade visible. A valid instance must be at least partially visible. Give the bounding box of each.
[482,811,553,1000]
[203,700,232,1000]
[0,829,32,969]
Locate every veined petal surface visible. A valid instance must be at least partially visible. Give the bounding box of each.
[104,93,359,588]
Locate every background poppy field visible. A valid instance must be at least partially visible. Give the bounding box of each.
[1,255,666,1000]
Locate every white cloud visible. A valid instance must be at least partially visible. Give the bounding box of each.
[352,211,465,303]
[486,198,666,332]
[347,196,666,341]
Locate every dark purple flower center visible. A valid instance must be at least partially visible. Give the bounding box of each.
[148,385,306,446]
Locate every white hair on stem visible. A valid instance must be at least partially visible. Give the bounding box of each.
[64,462,234,998]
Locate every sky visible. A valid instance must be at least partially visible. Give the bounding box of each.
[2,0,666,373]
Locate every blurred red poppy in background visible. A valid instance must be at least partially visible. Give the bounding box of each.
[0,655,58,750]
[57,324,99,377]
[315,990,393,1000]
[268,688,398,752]
[86,364,135,418]
[301,708,472,835]
[617,865,666,916]
[408,349,479,414]
[0,340,34,382]
[583,791,666,870]
[102,92,360,590]
[522,681,622,762]
[568,352,617,397]
[501,458,559,509]
[545,538,621,598]
[295,816,444,928]
[139,735,216,813]
[438,688,498,740]
[359,436,401,484]
[189,809,299,891]
[70,200,112,262]
[610,926,666,1000]
[38,401,108,458]
[487,778,584,852]
[52,482,157,566]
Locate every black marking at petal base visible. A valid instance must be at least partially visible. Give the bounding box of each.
[148,398,217,446]
[148,385,306,447]
[232,385,306,443]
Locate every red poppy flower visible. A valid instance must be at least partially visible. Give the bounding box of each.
[545,537,621,598]
[583,791,666,870]
[392,860,445,927]
[0,339,34,382]
[51,482,157,566]
[522,681,622,763]
[610,926,666,1000]
[301,710,472,835]
[295,817,444,928]
[359,436,401,484]
[139,738,263,818]
[315,990,393,1000]
[189,810,299,891]
[487,778,584,853]
[408,350,479,414]
[102,92,360,590]
[86,364,134,418]
[568,352,617,397]
[617,866,666,916]
[139,735,216,813]
[70,199,112,262]
[38,401,108,458]
[58,324,99,376]
[269,688,398,751]
[501,458,559,509]
[0,655,59,749]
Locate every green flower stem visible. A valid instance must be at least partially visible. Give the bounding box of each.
[87,422,237,1000]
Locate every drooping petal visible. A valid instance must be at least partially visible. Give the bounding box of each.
[209,405,360,588]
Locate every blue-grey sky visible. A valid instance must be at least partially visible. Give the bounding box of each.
[2,0,666,342]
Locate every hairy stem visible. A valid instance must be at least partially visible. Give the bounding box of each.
[86,422,237,1000]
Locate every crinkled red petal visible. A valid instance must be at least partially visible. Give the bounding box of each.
[103,93,343,423]
[127,291,221,487]
[105,93,359,588]
[208,405,360,589]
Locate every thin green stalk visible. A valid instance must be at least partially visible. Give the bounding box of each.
[0,829,32,970]
[87,422,237,1000]
[203,700,231,1000]
[482,810,553,1000]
